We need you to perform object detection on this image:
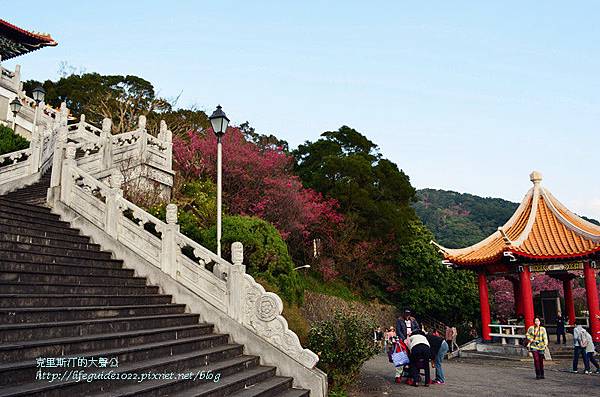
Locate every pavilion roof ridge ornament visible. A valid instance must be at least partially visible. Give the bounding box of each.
[498,227,512,245]
[529,170,543,186]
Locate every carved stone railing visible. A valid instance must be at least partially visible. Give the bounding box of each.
[54,141,321,384]
[0,100,67,195]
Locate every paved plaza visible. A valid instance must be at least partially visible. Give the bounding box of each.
[350,353,600,396]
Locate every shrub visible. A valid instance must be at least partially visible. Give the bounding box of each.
[199,215,304,304]
[0,125,29,156]
[307,311,378,392]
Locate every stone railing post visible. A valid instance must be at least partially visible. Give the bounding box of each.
[12,64,21,92]
[138,115,147,160]
[60,142,77,206]
[228,242,246,322]
[105,170,123,237]
[101,118,113,171]
[159,120,173,170]
[161,203,180,278]
[77,114,86,134]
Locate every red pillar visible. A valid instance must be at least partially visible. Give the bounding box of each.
[519,266,535,330]
[478,272,492,342]
[563,278,576,326]
[583,261,600,342]
[511,279,523,317]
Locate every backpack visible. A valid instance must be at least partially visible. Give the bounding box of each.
[580,331,589,348]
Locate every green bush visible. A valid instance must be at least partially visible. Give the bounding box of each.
[199,215,304,304]
[307,311,378,392]
[0,125,29,156]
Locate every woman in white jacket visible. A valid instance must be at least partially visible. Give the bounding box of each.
[407,330,431,387]
[583,329,600,374]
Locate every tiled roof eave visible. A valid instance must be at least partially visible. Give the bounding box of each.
[511,246,600,261]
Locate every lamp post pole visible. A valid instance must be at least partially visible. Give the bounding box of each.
[209,105,230,258]
[216,135,223,257]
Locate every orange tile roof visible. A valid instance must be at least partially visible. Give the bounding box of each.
[432,171,600,267]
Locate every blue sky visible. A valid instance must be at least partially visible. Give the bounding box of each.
[5,1,600,219]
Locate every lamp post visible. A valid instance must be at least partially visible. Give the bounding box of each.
[9,97,22,130]
[209,105,230,257]
[31,85,45,134]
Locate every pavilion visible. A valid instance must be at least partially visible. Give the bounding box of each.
[433,171,600,342]
[0,18,57,60]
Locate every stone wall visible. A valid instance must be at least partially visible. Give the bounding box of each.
[300,291,399,328]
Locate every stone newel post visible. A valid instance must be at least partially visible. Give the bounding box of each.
[60,142,77,206]
[161,203,180,278]
[138,115,148,160]
[228,242,246,322]
[101,118,113,171]
[105,170,123,237]
[159,120,173,170]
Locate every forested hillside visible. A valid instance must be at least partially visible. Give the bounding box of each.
[414,188,599,248]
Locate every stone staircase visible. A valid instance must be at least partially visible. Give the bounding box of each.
[0,176,309,397]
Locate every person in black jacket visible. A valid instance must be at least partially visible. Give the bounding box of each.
[396,310,420,341]
[426,332,449,384]
[555,312,566,344]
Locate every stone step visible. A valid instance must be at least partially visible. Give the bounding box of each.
[0,223,90,242]
[0,209,71,228]
[274,389,311,397]
[0,233,100,250]
[0,313,203,343]
[91,355,261,397]
[169,366,277,397]
[0,282,159,295]
[0,261,130,277]
[89,364,276,397]
[0,303,186,324]
[0,340,247,397]
[0,325,224,364]
[0,201,61,221]
[0,217,81,236]
[0,270,147,286]
[0,198,54,215]
[230,376,294,397]
[0,293,171,308]
[0,241,112,259]
[0,249,123,267]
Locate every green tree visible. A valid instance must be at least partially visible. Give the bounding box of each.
[0,125,29,156]
[395,221,479,325]
[293,125,416,241]
[24,73,208,136]
[199,215,304,304]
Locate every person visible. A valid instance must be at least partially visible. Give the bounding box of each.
[426,331,449,384]
[451,326,459,352]
[383,327,394,353]
[396,310,420,341]
[445,326,453,351]
[407,330,431,387]
[582,327,600,374]
[572,324,590,373]
[374,326,384,352]
[526,317,548,379]
[555,312,566,345]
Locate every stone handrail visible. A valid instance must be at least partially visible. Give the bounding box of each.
[56,142,319,372]
[489,324,526,346]
[0,101,67,194]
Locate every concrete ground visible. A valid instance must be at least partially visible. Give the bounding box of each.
[349,353,600,396]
